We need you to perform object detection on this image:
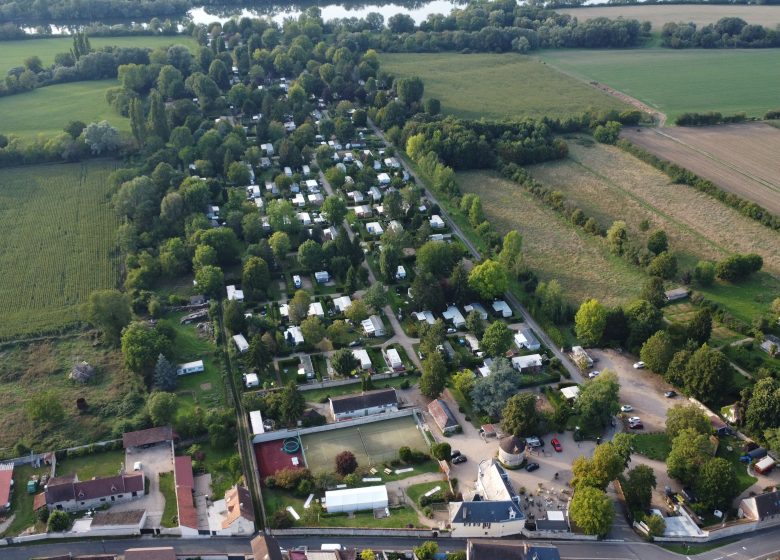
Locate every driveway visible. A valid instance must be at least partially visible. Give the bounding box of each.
[114,443,174,528]
[590,348,678,433]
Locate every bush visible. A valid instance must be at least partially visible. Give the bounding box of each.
[335,450,358,476]
[271,508,294,529]
[48,510,70,532]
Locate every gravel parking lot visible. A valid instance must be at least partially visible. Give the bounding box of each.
[590,348,680,433]
[112,443,175,528]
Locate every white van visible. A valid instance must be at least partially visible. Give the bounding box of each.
[321,544,342,551]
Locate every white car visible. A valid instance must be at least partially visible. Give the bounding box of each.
[588,371,600,378]
[633,361,646,369]
[620,405,634,413]
[293,275,302,288]
[628,416,641,424]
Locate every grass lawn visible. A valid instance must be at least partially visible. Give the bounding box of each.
[381,52,627,121]
[0,35,198,74]
[169,313,225,415]
[696,274,780,325]
[318,506,420,528]
[0,161,120,339]
[631,433,672,461]
[301,374,416,404]
[457,169,645,307]
[723,344,780,375]
[55,448,126,480]
[538,48,780,122]
[717,436,757,495]
[0,79,128,138]
[158,472,178,528]
[663,538,739,555]
[1,463,49,537]
[405,480,448,506]
[196,442,240,498]
[664,302,743,348]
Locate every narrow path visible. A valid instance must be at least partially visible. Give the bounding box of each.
[368,121,583,384]
[592,81,667,126]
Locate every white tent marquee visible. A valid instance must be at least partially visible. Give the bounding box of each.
[324,485,388,513]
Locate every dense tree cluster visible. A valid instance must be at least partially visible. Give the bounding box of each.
[662,17,780,49]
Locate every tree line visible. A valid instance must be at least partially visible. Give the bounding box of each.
[662,17,780,48]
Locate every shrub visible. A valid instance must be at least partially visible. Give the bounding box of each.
[48,510,70,532]
[271,508,294,529]
[335,450,358,476]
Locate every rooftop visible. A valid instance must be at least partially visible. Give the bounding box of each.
[330,388,397,414]
[123,426,174,449]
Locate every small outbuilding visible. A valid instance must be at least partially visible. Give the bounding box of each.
[428,399,459,435]
[498,436,526,468]
[665,287,690,302]
[176,360,205,376]
[361,314,385,337]
[233,334,249,353]
[492,300,512,318]
[514,328,540,351]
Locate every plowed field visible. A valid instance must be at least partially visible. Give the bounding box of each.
[622,123,780,216]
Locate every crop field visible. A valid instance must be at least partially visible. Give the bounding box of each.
[528,138,780,275]
[457,170,645,307]
[526,139,780,320]
[0,161,121,339]
[538,49,780,121]
[0,35,198,74]
[380,52,628,120]
[556,5,780,29]
[622,123,780,216]
[300,415,428,471]
[0,79,128,138]
[0,335,141,456]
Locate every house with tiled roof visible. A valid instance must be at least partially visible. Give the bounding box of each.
[45,472,144,512]
[174,456,198,535]
[0,463,13,512]
[208,485,255,535]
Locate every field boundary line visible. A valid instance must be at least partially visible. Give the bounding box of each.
[566,151,729,256]
[652,128,780,195]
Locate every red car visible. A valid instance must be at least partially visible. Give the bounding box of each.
[551,438,562,452]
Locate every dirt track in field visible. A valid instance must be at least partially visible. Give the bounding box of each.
[621,123,780,216]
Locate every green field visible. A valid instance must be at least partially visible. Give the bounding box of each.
[0,161,121,339]
[381,52,628,120]
[0,35,198,74]
[54,448,126,480]
[0,79,128,138]
[538,49,780,122]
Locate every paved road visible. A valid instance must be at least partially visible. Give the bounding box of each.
[6,528,780,560]
[367,122,582,384]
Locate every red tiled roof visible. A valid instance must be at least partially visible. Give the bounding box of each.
[0,464,13,507]
[174,456,194,489]
[222,485,255,528]
[123,426,174,449]
[33,492,47,511]
[175,484,198,529]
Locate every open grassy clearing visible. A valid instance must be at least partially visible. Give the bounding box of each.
[54,448,126,480]
[538,49,780,122]
[457,170,644,307]
[664,303,743,348]
[158,471,178,528]
[0,336,142,456]
[380,52,628,121]
[0,35,198,74]
[0,80,128,138]
[526,139,780,313]
[0,161,121,339]
[556,5,780,29]
[622,124,780,216]
[631,433,671,461]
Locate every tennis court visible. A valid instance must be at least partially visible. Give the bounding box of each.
[300,415,428,472]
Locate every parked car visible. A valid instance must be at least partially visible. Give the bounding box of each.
[451,450,461,459]
[588,371,600,378]
[446,328,456,334]
[551,438,562,452]
[525,462,540,472]
[452,455,467,464]
[348,339,362,347]
[526,436,544,448]
[620,405,634,413]
[628,416,641,424]
[633,361,646,369]
[133,461,142,471]
[664,390,677,398]
[293,275,302,288]
[629,422,644,430]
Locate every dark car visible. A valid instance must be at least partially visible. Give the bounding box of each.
[664,390,677,398]
[452,455,467,464]
[525,462,540,472]
[629,422,644,430]
[451,450,461,459]
[348,339,362,347]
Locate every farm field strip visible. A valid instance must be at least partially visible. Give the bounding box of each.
[555,5,780,28]
[457,170,645,307]
[538,49,780,121]
[623,124,780,216]
[527,140,780,278]
[0,161,120,339]
[380,52,628,121]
